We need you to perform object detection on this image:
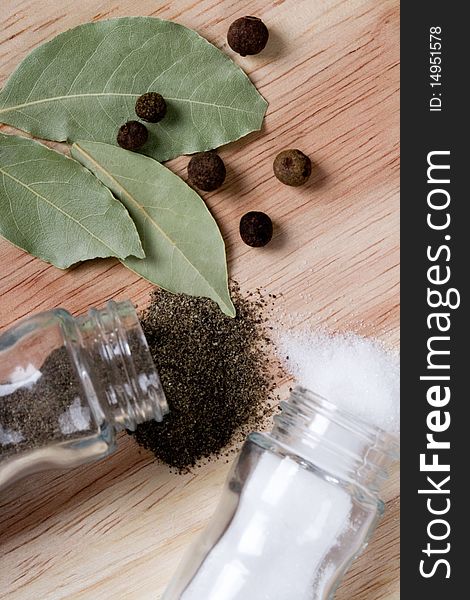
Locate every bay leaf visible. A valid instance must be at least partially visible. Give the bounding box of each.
[0,133,144,268]
[72,141,235,317]
[0,17,267,162]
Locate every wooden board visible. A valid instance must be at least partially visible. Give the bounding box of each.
[0,0,400,598]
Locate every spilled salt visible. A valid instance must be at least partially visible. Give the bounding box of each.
[277,329,400,434]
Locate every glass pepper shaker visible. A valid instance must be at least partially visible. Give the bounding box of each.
[0,300,168,490]
[163,386,399,600]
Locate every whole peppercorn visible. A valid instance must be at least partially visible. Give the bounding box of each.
[135,92,167,123]
[227,16,269,56]
[239,211,273,247]
[273,149,312,186]
[117,121,148,150]
[188,152,226,191]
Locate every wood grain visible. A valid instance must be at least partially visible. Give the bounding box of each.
[0,0,400,598]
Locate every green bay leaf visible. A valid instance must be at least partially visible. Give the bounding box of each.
[0,17,267,162]
[0,133,144,268]
[72,141,235,317]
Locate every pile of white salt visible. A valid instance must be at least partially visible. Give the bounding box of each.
[278,329,400,434]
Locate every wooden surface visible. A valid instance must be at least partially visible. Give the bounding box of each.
[0,1,400,598]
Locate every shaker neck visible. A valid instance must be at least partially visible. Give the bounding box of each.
[270,386,399,499]
[63,300,168,431]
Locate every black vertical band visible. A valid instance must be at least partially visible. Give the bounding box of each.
[401,3,466,595]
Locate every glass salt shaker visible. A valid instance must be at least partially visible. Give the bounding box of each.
[163,386,399,600]
[0,300,168,490]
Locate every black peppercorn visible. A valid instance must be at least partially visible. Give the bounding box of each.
[135,92,167,123]
[227,16,269,56]
[239,211,273,247]
[117,121,148,150]
[188,152,226,191]
[273,149,312,186]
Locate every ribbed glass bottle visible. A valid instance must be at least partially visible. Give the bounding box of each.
[164,386,399,600]
[0,300,167,490]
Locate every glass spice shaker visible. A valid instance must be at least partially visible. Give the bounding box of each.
[163,386,399,600]
[0,300,168,490]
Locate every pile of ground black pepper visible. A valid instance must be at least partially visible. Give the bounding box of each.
[130,284,283,470]
[0,348,89,458]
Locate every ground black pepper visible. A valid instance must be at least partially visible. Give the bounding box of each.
[130,285,282,470]
[0,348,91,457]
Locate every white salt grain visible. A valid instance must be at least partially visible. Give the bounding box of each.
[58,397,91,435]
[0,424,24,446]
[278,329,400,434]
